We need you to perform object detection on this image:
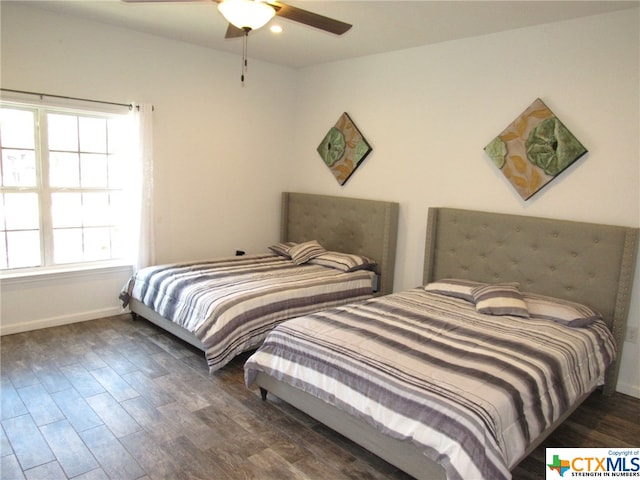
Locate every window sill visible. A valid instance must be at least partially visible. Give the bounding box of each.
[0,262,133,285]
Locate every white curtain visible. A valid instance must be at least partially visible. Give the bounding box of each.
[129,103,155,271]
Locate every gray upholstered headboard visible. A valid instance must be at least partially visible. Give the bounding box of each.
[280,192,399,296]
[423,207,639,394]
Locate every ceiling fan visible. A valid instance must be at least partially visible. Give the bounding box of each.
[122,0,351,84]
[121,0,352,38]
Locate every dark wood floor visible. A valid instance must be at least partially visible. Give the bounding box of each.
[1,315,638,480]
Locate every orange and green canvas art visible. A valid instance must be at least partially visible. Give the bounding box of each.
[484,98,588,200]
[317,112,372,186]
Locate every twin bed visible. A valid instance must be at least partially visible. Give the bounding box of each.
[245,207,638,480]
[122,194,638,480]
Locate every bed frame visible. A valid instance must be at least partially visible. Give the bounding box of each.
[129,192,399,352]
[254,207,638,480]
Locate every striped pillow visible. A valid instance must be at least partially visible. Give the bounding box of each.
[289,240,326,265]
[424,278,485,303]
[523,293,601,327]
[268,242,296,259]
[472,284,529,318]
[309,251,376,272]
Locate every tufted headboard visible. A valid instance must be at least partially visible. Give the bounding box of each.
[423,207,639,394]
[280,192,399,296]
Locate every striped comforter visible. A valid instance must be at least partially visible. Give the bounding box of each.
[121,253,376,372]
[244,288,616,480]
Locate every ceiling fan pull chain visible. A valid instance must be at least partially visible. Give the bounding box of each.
[241,29,250,86]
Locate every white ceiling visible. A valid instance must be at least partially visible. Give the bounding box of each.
[23,0,640,68]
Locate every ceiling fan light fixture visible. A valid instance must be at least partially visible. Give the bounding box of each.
[218,0,276,31]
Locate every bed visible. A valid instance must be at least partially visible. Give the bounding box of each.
[121,192,399,372]
[245,207,639,480]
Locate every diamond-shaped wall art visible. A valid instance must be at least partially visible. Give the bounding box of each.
[484,98,588,200]
[317,112,372,186]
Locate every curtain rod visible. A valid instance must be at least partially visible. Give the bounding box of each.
[0,88,138,110]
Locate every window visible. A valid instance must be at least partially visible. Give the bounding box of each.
[0,103,132,271]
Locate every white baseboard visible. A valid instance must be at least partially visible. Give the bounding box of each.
[0,307,124,336]
[615,381,640,399]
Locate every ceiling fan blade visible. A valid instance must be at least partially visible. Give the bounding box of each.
[225,23,246,38]
[269,1,351,35]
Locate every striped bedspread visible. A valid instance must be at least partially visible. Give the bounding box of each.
[244,288,616,480]
[121,253,376,372]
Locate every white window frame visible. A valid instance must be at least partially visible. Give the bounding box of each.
[0,99,134,278]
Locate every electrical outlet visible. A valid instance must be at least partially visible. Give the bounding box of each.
[626,327,638,344]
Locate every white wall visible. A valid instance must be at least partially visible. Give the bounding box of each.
[287,9,640,396]
[0,3,296,334]
[1,2,296,263]
[1,4,638,396]
[0,266,133,333]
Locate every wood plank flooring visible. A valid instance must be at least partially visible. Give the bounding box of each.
[1,314,638,480]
